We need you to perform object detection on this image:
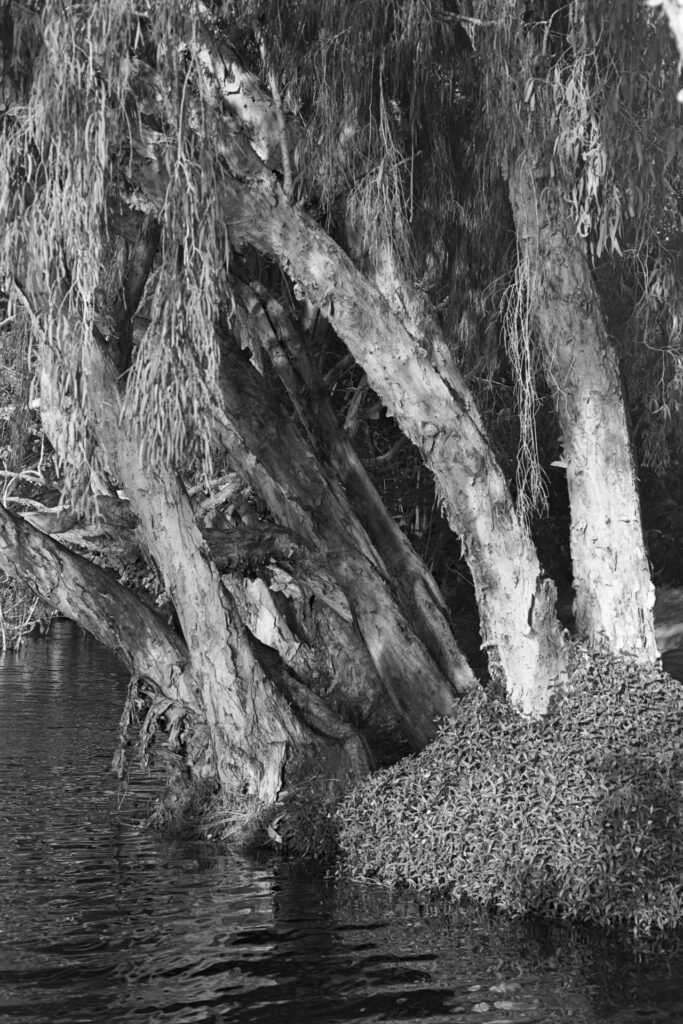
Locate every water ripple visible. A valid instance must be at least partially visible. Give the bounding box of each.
[2,622,683,1023]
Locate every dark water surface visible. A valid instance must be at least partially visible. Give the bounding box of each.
[2,622,683,1024]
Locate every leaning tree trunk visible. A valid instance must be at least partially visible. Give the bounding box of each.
[218,179,569,713]
[508,156,657,659]
[0,500,217,775]
[109,200,464,745]
[132,48,573,709]
[0,501,197,707]
[128,51,570,713]
[187,30,475,692]
[204,522,405,746]
[173,143,568,714]
[81,328,370,802]
[211,326,465,742]
[25,464,405,751]
[231,278,476,694]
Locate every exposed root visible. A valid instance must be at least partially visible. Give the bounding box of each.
[112,674,207,779]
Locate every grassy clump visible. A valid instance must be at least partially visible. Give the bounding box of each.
[337,647,683,935]
[0,572,53,651]
[145,764,273,849]
[144,760,341,856]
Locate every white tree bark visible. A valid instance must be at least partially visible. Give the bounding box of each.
[228,292,476,684]
[651,0,683,71]
[129,57,571,713]
[209,174,568,714]
[508,157,657,660]
[211,327,464,743]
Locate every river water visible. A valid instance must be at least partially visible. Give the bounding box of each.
[2,621,683,1024]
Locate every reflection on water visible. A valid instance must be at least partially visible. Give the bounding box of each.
[1,621,683,1023]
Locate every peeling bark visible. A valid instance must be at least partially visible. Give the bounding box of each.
[18,485,401,749]
[232,278,476,695]
[183,32,478,694]
[0,502,197,709]
[82,329,371,801]
[508,157,657,660]
[216,182,567,712]
[23,495,142,568]
[225,188,569,711]
[122,85,570,712]
[105,201,462,742]
[212,328,462,741]
[224,571,401,743]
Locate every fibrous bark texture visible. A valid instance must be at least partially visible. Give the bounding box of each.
[231,279,475,696]
[211,161,569,714]
[508,157,657,660]
[212,327,462,744]
[129,52,571,712]
[0,502,197,708]
[82,329,371,801]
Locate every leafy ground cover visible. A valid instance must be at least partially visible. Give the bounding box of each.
[337,645,683,936]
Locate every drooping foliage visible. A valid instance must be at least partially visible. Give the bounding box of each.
[0,0,681,806]
[213,1,683,510]
[469,0,683,480]
[471,1,680,255]
[221,0,471,275]
[3,0,681,505]
[0,0,234,483]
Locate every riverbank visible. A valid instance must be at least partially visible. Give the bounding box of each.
[335,645,683,937]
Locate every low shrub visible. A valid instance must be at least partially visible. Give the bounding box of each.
[337,646,683,935]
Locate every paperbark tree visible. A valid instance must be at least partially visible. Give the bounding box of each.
[1,0,678,827]
[508,157,657,657]
[83,327,371,801]
[210,324,466,743]
[229,277,476,696]
[465,0,678,658]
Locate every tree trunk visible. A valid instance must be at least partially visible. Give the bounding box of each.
[127,53,571,712]
[222,568,404,747]
[205,522,404,743]
[191,34,485,691]
[192,159,569,714]
[21,481,404,750]
[82,329,371,802]
[232,278,476,694]
[106,198,467,744]
[0,502,198,709]
[212,327,463,742]
[508,157,657,659]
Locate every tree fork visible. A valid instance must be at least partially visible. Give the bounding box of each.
[121,79,570,712]
[154,136,570,714]
[106,204,469,732]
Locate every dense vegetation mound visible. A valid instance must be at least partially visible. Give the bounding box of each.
[338,648,683,935]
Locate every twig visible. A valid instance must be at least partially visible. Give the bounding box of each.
[367,436,406,466]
